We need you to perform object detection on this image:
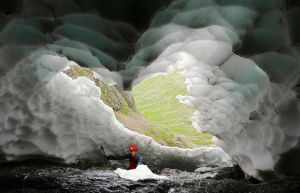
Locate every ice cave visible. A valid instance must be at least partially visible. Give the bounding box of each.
[0,0,299,192]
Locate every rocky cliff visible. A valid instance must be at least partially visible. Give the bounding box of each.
[64,65,136,115]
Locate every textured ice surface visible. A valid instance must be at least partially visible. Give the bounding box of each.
[0,48,231,170]
[0,0,299,181]
[129,1,300,180]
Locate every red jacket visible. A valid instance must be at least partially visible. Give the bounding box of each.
[111,153,143,169]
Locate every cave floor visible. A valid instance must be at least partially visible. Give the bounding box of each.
[0,163,298,193]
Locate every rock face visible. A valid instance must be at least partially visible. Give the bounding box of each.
[64,65,136,113]
[0,0,299,182]
[98,82,136,113]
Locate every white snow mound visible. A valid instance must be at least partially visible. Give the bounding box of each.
[114,165,168,181]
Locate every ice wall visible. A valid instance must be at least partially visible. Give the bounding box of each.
[131,0,300,180]
[0,0,299,181]
[0,49,230,170]
[0,0,231,172]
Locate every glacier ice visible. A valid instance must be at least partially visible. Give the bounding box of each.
[0,48,231,170]
[0,0,299,181]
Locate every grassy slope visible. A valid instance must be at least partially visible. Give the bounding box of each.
[65,65,214,148]
[132,67,214,148]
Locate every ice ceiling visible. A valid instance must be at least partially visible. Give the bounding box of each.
[0,0,299,181]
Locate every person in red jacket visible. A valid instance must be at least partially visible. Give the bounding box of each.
[107,145,143,169]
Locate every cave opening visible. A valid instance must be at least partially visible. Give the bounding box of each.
[114,64,215,149]
[0,0,299,190]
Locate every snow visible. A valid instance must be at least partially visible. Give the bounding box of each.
[0,0,299,181]
[128,0,300,180]
[0,49,231,170]
[114,165,168,181]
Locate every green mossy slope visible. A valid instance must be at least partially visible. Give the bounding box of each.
[132,67,214,148]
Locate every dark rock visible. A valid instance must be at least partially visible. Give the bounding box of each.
[0,163,298,193]
[213,165,245,180]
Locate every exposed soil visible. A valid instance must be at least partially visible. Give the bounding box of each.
[114,112,199,148]
[114,112,151,133]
